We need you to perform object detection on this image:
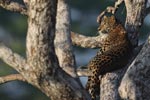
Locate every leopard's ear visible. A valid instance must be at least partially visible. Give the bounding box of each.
[109,15,117,25]
[102,16,107,22]
[103,16,107,19]
[110,15,115,20]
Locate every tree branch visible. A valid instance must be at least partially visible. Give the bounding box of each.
[71,31,103,48]
[71,0,124,49]
[125,0,146,46]
[55,0,77,77]
[0,74,26,84]
[97,0,124,24]
[0,43,27,72]
[26,0,90,99]
[119,36,150,100]
[0,0,27,15]
[77,69,92,77]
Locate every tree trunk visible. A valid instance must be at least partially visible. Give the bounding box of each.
[0,0,90,100]
[119,35,150,100]
[25,0,89,100]
[0,0,149,100]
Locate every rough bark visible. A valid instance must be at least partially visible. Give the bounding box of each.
[125,0,146,46]
[26,0,89,100]
[100,68,126,100]
[119,29,150,100]
[55,0,77,77]
[0,0,90,100]
[0,43,27,72]
[71,31,103,48]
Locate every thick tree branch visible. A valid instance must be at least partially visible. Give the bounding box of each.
[0,74,26,84]
[125,0,146,46]
[0,43,27,72]
[119,35,150,100]
[77,69,91,77]
[0,0,27,15]
[55,0,77,77]
[25,0,90,100]
[71,0,124,49]
[71,31,102,48]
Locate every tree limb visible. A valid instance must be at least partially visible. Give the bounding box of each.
[0,74,26,84]
[0,43,27,72]
[97,0,124,24]
[71,31,102,48]
[125,0,146,46]
[55,0,77,77]
[119,35,150,100]
[77,69,92,77]
[71,0,123,49]
[26,0,90,99]
[0,0,27,15]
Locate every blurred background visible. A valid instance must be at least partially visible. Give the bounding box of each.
[0,0,149,100]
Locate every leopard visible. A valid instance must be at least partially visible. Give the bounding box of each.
[86,15,132,100]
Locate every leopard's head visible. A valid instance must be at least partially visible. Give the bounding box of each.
[98,15,128,51]
[98,15,117,35]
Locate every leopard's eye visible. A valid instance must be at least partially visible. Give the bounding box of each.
[107,28,110,32]
[101,30,108,34]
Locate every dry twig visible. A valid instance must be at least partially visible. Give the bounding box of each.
[0,74,26,84]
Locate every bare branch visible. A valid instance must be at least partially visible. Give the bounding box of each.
[97,0,124,24]
[0,0,27,15]
[125,0,146,46]
[55,0,77,77]
[71,31,102,48]
[77,69,92,77]
[114,0,124,9]
[26,1,91,99]
[0,43,27,72]
[0,74,26,84]
[97,7,116,24]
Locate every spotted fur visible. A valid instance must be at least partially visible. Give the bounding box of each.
[86,16,132,100]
